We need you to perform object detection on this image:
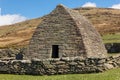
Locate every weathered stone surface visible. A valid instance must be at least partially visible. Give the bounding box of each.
[69,62,77,66]
[0,55,119,75]
[26,4,107,59]
[98,59,106,64]
[104,63,114,69]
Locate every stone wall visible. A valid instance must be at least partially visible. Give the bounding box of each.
[0,48,26,60]
[0,56,120,75]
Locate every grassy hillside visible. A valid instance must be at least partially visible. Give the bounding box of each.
[0,18,43,48]
[0,8,120,48]
[0,68,119,80]
[76,8,120,34]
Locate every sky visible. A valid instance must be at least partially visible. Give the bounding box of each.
[0,0,120,26]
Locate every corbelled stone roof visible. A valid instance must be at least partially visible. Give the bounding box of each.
[26,4,107,59]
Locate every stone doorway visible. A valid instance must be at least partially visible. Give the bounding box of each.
[52,45,59,58]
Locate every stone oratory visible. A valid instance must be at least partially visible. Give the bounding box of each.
[27,4,107,59]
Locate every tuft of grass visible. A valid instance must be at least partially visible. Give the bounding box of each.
[0,68,119,80]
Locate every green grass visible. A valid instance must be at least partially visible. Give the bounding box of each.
[0,68,119,80]
[102,33,120,43]
[108,53,120,57]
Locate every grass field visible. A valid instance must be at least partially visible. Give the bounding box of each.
[0,68,119,80]
[102,33,120,43]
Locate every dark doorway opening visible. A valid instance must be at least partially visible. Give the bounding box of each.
[52,45,59,58]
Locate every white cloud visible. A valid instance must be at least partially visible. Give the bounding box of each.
[82,2,96,7]
[0,9,27,26]
[110,4,120,9]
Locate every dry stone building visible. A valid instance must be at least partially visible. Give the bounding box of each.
[27,4,107,59]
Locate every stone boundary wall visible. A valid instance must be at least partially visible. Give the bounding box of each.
[0,55,120,75]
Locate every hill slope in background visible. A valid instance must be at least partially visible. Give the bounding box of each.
[76,8,120,34]
[0,8,120,48]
